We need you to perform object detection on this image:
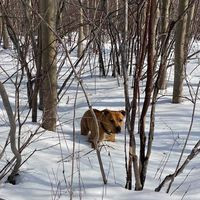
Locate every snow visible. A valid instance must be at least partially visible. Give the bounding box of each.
[0,42,199,200]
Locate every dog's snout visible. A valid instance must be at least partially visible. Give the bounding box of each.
[116,126,121,133]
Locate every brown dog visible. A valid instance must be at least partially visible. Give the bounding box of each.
[80,109,125,146]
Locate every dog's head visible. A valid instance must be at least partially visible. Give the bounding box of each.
[101,109,125,134]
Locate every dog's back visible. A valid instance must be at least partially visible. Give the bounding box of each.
[80,109,101,135]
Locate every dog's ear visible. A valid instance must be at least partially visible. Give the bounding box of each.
[102,109,110,116]
[120,110,126,116]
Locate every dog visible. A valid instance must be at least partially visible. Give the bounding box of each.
[80,109,125,147]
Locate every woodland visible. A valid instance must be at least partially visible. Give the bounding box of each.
[0,0,200,199]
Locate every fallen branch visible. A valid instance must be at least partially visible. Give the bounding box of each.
[155,139,200,192]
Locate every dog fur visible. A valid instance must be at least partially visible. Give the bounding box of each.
[80,109,125,146]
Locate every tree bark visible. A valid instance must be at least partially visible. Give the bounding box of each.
[122,0,142,191]
[122,0,132,190]
[172,0,189,103]
[40,0,57,131]
[184,1,195,60]
[157,0,170,90]
[0,12,2,41]
[2,17,9,49]
[139,0,156,188]
[0,81,21,184]
[77,0,84,58]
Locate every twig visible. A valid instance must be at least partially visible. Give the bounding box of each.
[155,81,200,192]
[155,140,200,192]
[166,81,200,192]
[181,184,191,200]
[70,82,79,200]
[0,81,21,184]
[170,168,194,195]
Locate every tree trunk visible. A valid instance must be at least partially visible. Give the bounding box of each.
[122,0,142,191]
[77,0,84,58]
[32,27,42,121]
[115,0,119,29]
[157,0,170,90]
[84,0,90,37]
[122,0,133,190]
[2,17,9,49]
[0,81,21,184]
[172,0,189,103]
[97,0,106,77]
[0,12,2,41]
[139,0,156,188]
[40,0,57,131]
[184,1,195,59]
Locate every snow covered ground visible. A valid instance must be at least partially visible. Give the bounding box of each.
[0,43,199,200]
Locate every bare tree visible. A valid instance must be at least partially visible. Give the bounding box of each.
[77,0,84,58]
[0,81,21,184]
[40,0,57,131]
[0,2,9,49]
[123,0,161,191]
[2,16,9,49]
[184,1,196,59]
[155,140,200,192]
[172,0,189,103]
[138,0,157,189]
[0,1,35,110]
[0,12,2,40]
[121,0,139,191]
[157,0,171,90]
[156,82,200,193]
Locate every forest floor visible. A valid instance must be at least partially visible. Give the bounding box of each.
[0,43,200,200]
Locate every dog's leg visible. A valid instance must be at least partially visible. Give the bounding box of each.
[88,130,96,142]
[98,131,105,142]
[104,133,115,142]
[88,126,102,148]
[88,132,97,148]
[80,118,89,135]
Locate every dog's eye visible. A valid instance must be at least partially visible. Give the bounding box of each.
[110,119,114,123]
[119,119,123,122]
